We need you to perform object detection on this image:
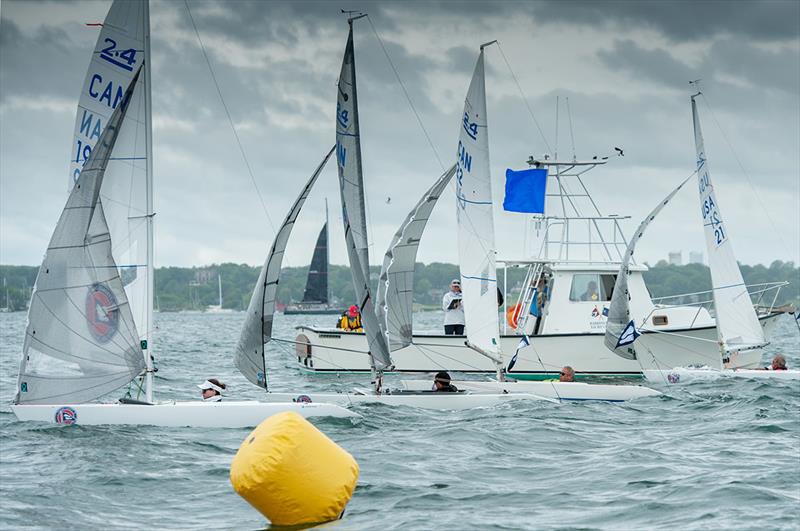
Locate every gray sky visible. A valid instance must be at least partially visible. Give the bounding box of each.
[1,0,798,269]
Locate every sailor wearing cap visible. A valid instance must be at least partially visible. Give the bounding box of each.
[198,378,226,402]
[432,371,458,392]
[442,279,465,335]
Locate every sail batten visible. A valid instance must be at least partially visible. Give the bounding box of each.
[691,96,765,351]
[378,165,456,351]
[235,148,335,389]
[456,50,500,357]
[16,69,145,405]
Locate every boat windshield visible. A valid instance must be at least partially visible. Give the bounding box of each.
[569,274,616,302]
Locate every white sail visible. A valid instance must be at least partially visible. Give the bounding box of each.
[377,165,456,351]
[70,0,153,381]
[335,19,393,373]
[456,50,500,357]
[234,148,334,388]
[692,96,765,351]
[605,172,695,360]
[16,70,145,405]
[336,22,370,281]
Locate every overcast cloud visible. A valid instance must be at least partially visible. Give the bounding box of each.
[1,0,798,270]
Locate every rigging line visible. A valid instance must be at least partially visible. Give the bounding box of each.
[365,15,445,172]
[495,42,553,154]
[565,96,576,161]
[699,93,790,254]
[183,0,276,236]
[526,340,562,402]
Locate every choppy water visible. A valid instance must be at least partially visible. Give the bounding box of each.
[1,311,798,530]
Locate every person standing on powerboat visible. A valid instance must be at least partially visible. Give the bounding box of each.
[442,279,465,335]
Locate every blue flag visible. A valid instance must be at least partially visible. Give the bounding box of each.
[507,335,531,372]
[503,168,548,214]
[615,320,641,349]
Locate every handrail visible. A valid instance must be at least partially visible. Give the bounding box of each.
[651,281,788,303]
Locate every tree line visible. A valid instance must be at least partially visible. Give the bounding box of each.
[0,261,797,312]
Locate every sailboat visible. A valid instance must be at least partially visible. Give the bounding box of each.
[284,201,345,315]
[257,20,554,410]
[605,91,799,383]
[393,45,659,402]
[10,0,356,426]
[206,272,235,313]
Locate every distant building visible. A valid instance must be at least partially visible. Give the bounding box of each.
[668,251,682,266]
[689,251,704,265]
[194,269,214,284]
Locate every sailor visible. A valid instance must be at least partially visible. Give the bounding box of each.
[337,305,363,332]
[432,371,458,392]
[580,280,599,301]
[198,378,226,401]
[559,366,575,382]
[767,354,787,370]
[442,279,465,335]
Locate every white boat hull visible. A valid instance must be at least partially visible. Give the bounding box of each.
[642,367,800,384]
[11,400,359,427]
[261,390,554,410]
[400,379,661,402]
[293,313,783,378]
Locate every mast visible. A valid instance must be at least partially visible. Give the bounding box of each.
[325,198,330,306]
[218,273,223,307]
[143,0,154,403]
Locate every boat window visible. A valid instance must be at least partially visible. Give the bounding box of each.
[569,274,616,302]
[653,315,669,326]
[600,274,616,301]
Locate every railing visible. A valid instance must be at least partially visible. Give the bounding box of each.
[650,281,791,316]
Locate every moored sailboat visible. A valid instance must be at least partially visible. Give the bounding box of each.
[284,201,345,315]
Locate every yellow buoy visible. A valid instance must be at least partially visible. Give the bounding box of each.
[230,411,359,526]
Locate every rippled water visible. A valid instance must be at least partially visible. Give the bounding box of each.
[1,311,798,530]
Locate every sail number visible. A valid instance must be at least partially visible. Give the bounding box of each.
[99,38,138,72]
[700,177,727,246]
[462,112,478,140]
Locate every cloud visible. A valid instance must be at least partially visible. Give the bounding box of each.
[0,0,797,269]
[534,0,800,43]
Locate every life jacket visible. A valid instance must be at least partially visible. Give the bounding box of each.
[340,314,362,331]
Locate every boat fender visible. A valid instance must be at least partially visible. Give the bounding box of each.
[229,411,359,526]
[507,303,522,328]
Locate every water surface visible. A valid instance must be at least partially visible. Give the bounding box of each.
[1,311,798,530]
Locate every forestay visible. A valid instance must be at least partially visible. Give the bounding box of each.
[604,172,695,360]
[692,96,765,351]
[336,23,370,282]
[301,223,329,304]
[16,70,145,405]
[377,165,456,351]
[456,50,500,357]
[235,148,335,389]
[335,20,393,373]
